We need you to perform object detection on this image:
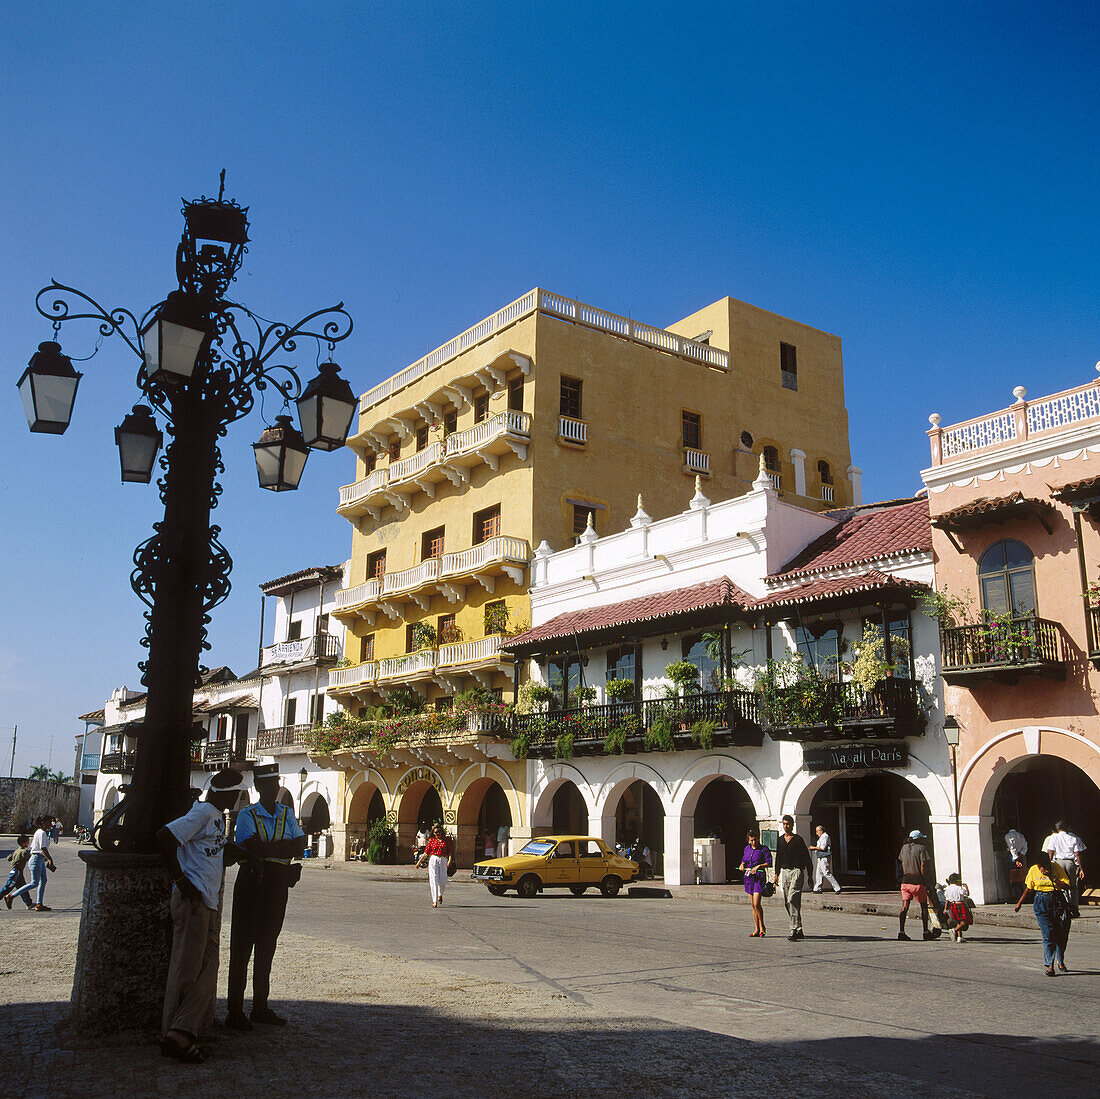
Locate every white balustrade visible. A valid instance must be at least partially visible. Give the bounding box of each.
[338,468,389,509]
[558,416,588,444]
[1026,383,1100,435]
[941,410,1017,458]
[359,288,728,414]
[335,577,382,611]
[767,471,782,491]
[389,440,444,484]
[821,484,835,503]
[381,558,441,596]
[438,635,506,667]
[329,662,378,689]
[444,409,531,461]
[440,535,530,578]
[378,649,438,680]
[683,447,710,474]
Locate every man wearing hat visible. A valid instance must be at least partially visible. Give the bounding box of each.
[157,768,248,1063]
[225,762,306,1029]
[897,828,940,941]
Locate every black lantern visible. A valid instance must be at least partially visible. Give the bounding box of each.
[114,404,163,484]
[141,291,207,384]
[253,414,309,491]
[296,360,357,451]
[16,341,83,434]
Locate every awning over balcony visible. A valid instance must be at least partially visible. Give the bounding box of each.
[1051,475,1100,514]
[756,570,928,618]
[505,576,756,656]
[931,492,1054,535]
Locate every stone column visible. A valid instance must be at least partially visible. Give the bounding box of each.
[455,822,477,868]
[847,465,863,506]
[589,811,615,850]
[330,821,349,862]
[70,852,173,1034]
[790,448,807,497]
[663,815,695,886]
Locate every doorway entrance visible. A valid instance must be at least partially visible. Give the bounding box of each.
[809,772,931,888]
[613,780,665,875]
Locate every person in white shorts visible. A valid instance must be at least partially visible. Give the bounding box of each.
[810,825,842,893]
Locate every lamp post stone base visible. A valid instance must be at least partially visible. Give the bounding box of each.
[70,851,173,1034]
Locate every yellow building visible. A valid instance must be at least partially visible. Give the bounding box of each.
[326,288,856,863]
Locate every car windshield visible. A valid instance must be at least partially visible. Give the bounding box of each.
[519,840,555,857]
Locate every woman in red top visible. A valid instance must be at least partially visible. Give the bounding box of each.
[416,823,454,907]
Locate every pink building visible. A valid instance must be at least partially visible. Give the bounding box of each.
[924,373,1100,903]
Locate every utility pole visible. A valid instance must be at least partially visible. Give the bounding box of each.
[8,724,16,778]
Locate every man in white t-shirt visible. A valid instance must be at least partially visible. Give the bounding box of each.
[810,825,842,894]
[1043,821,1086,908]
[7,816,56,910]
[497,823,510,859]
[156,769,248,1063]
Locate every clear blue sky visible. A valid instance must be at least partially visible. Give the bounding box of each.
[1,2,1096,775]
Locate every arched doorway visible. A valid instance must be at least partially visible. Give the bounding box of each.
[990,756,1099,897]
[346,780,386,860]
[613,780,665,876]
[396,779,445,863]
[455,777,514,867]
[301,791,331,834]
[809,773,932,888]
[276,787,294,808]
[552,781,586,835]
[690,776,756,882]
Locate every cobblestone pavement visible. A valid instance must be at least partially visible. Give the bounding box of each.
[1,840,1096,1097]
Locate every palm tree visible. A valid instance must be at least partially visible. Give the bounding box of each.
[29,764,51,780]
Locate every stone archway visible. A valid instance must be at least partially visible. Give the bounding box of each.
[345,778,386,860]
[301,791,331,834]
[395,771,448,863]
[530,765,597,834]
[454,776,513,868]
[604,778,666,878]
[961,726,1100,902]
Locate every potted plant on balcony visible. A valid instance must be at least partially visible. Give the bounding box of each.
[485,602,510,636]
[644,710,675,752]
[453,686,506,734]
[410,621,438,651]
[519,682,557,713]
[691,718,716,751]
[387,686,426,716]
[851,624,912,714]
[573,684,596,707]
[605,677,634,703]
[753,654,841,735]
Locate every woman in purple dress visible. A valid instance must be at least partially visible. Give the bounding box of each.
[739,828,772,937]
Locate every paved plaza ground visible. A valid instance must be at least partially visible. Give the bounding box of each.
[1,840,1097,1097]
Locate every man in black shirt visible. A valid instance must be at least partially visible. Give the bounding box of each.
[775,815,814,941]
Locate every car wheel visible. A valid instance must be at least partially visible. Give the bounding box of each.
[569,885,587,896]
[600,875,622,898]
[517,874,541,898]
[486,885,507,897]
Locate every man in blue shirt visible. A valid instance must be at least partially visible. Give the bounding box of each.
[225,763,306,1030]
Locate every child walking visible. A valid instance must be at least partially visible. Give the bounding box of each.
[943,873,973,942]
[2,836,35,910]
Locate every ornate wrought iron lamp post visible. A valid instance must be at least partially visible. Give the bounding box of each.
[17,176,357,1031]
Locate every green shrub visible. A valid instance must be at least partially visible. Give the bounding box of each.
[645,715,674,752]
[365,817,395,864]
[691,719,715,751]
[554,731,575,759]
[604,677,635,702]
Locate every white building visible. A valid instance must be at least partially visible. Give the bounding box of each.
[507,468,956,892]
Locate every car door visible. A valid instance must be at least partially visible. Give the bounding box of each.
[577,839,607,885]
[546,840,578,885]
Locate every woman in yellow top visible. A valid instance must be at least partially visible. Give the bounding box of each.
[1014,852,1072,975]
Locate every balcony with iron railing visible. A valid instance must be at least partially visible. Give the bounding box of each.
[338,410,532,518]
[256,723,314,752]
[100,750,136,774]
[761,678,925,742]
[940,616,1067,684]
[333,535,530,619]
[261,633,342,667]
[81,753,101,771]
[513,689,763,758]
[201,739,258,769]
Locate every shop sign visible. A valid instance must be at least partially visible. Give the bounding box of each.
[803,742,907,772]
[396,766,447,799]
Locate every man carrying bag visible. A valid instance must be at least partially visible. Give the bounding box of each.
[225,763,306,1030]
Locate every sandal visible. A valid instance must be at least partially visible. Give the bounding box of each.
[750,931,760,937]
[160,1036,207,1063]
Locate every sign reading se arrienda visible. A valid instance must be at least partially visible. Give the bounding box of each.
[803,743,907,772]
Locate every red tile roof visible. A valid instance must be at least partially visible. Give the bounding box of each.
[757,569,927,609]
[772,497,931,579]
[506,576,756,650]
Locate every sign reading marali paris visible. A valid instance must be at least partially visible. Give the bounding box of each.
[803,743,907,772]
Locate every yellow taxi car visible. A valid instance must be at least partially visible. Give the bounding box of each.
[472,835,638,898]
